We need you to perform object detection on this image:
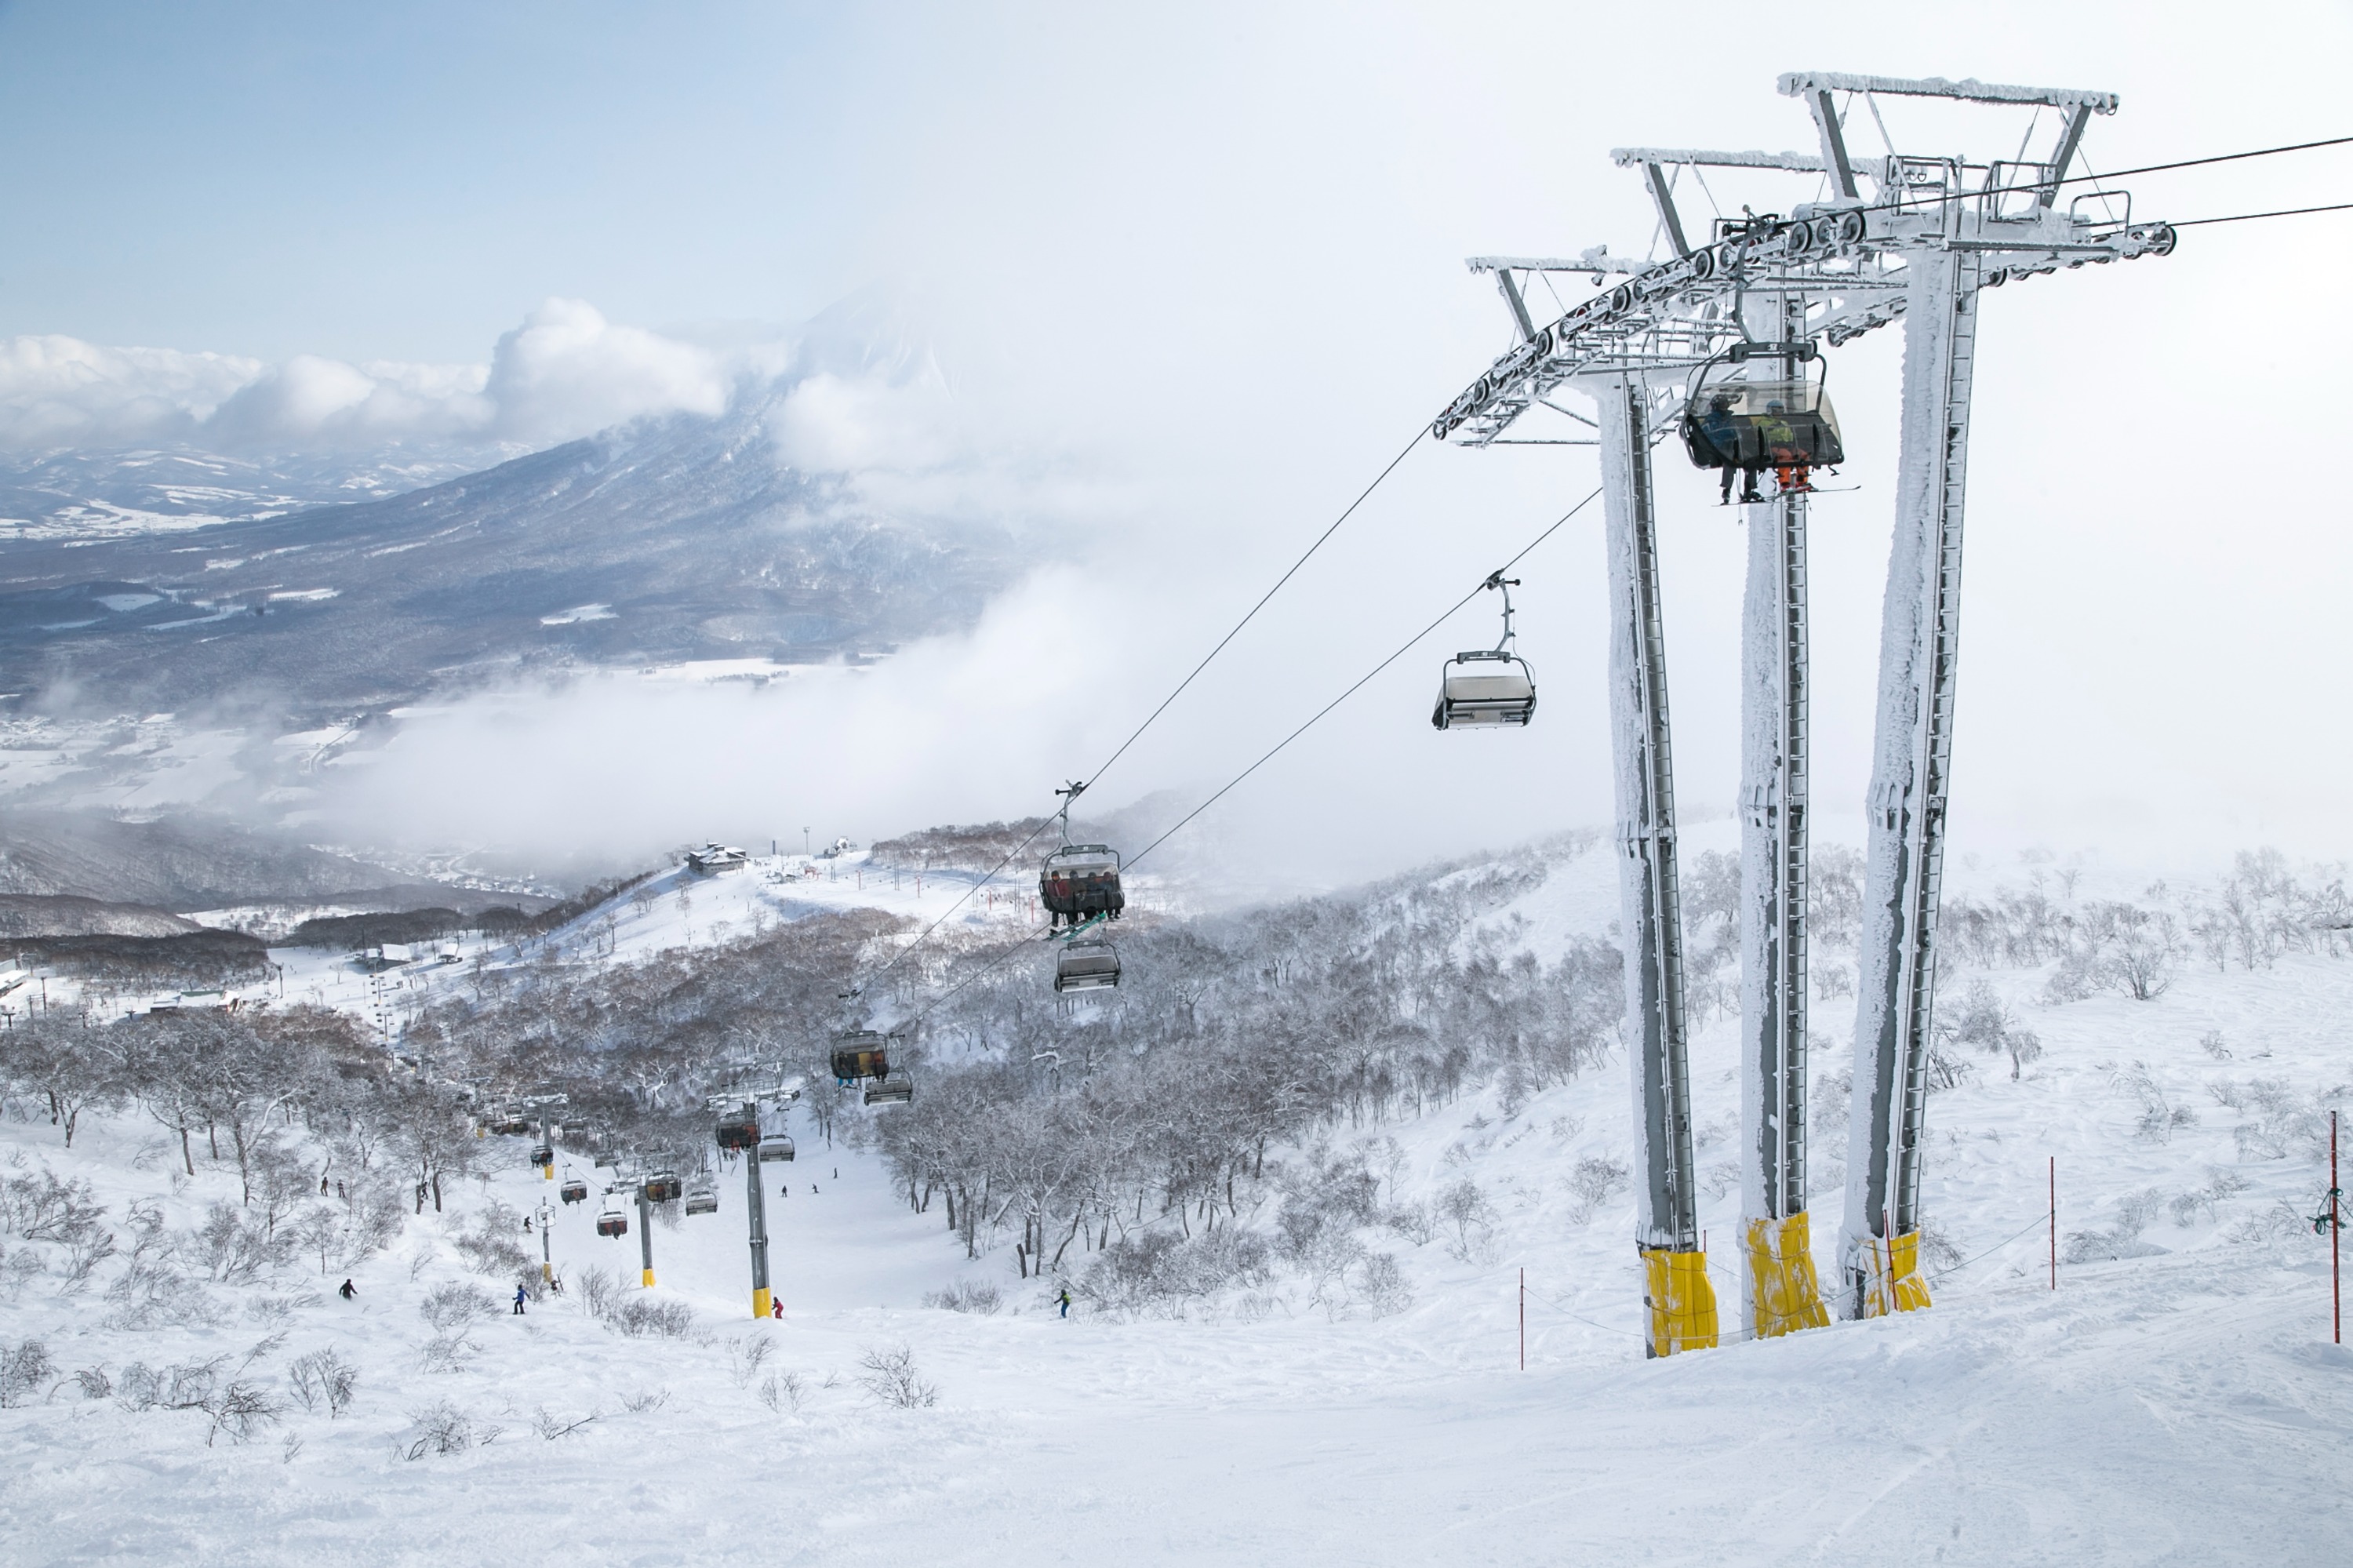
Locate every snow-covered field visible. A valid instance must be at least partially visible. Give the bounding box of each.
[3,841,2349,1564]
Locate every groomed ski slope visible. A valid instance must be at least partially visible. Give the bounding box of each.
[4,839,2351,1565]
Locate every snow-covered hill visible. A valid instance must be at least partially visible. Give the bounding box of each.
[2,837,2348,1563]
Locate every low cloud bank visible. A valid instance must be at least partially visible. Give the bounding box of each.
[0,298,780,455]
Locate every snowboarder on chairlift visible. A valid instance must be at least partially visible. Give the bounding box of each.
[513,1286,528,1315]
[1058,1287,1072,1319]
[338,1279,356,1301]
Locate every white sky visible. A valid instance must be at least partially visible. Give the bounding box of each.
[4,1,2348,882]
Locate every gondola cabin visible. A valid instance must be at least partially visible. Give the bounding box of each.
[864,1071,915,1107]
[1432,649,1537,729]
[1054,938,1122,993]
[758,1133,796,1163]
[831,1031,891,1084]
[596,1207,628,1238]
[1040,845,1125,924]
[1679,377,1844,476]
[640,1171,683,1204]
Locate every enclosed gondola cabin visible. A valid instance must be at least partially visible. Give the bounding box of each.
[1680,377,1844,486]
[641,1171,683,1203]
[757,1133,796,1163]
[595,1208,628,1238]
[1054,938,1122,993]
[831,1031,891,1084]
[1039,845,1124,926]
[1432,649,1537,729]
[864,1071,915,1107]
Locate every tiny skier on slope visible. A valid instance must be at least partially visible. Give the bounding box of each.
[512,1286,528,1315]
[1058,1287,1072,1319]
[338,1279,356,1301]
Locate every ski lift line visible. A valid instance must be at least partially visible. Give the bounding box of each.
[1123,486,1605,875]
[898,489,1603,1024]
[859,424,1428,990]
[1824,133,2353,225]
[2169,200,2353,227]
[1082,424,1430,793]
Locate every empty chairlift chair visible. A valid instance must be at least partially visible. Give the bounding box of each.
[831,1031,892,1085]
[758,1132,796,1163]
[1433,572,1537,729]
[683,1180,719,1216]
[864,1071,915,1107]
[1055,937,1122,993]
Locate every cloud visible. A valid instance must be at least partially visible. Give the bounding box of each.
[0,298,771,456]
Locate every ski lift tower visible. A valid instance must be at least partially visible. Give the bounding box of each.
[1433,71,2172,1353]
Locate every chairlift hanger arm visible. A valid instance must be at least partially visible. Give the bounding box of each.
[1777,71,2119,114]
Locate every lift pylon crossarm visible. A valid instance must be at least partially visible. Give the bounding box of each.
[1610,147,1829,173]
[1777,71,2119,113]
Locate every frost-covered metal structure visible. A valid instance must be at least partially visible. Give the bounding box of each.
[1435,71,2170,1352]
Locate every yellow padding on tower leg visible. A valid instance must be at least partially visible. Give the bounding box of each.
[1859,1230,1933,1317]
[1640,1248,1719,1356]
[1744,1213,1831,1338]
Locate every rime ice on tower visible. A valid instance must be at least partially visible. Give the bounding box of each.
[1434,70,2171,1352]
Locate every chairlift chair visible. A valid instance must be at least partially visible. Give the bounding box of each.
[758,1133,797,1163]
[683,1181,719,1216]
[1679,355,1844,497]
[1038,781,1125,928]
[640,1170,683,1204]
[715,1108,761,1151]
[1054,937,1122,993]
[831,1030,892,1084]
[529,1144,553,1167]
[1433,573,1537,729]
[558,1169,589,1204]
[864,1071,915,1107]
[595,1206,628,1239]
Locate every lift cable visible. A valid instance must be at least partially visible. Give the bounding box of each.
[898,486,1604,1028]
[1769,133,2353,228]
[2171,200,2353,226]
[1123,486,1603,876]
[855,423,1430,988]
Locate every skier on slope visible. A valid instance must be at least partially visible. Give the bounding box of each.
[1058,1287,1072,1319]
[512,1285,528,1315]
[338,1279,357,1301]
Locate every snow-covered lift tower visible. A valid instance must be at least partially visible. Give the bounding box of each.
[1432,71,2171,1353]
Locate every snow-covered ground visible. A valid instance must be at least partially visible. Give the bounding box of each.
[3,842,2349,1563]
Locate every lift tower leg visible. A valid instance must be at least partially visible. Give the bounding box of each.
[1842,249,1981,1319]
[1739,482,1831,1337]
[1595,377,1715,1357]
[1740,299,1830,1340]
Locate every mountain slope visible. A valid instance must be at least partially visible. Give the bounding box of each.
[0,388,1021,715]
